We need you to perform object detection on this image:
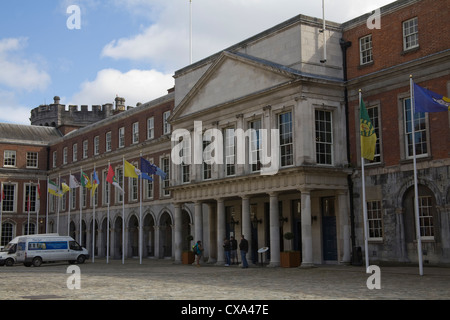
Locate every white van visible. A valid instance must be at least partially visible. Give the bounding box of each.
[16,235,89,267]
[0,234,59,267]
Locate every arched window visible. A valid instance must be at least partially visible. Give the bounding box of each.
[1,222,14,247]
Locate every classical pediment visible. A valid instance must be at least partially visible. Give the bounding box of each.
[172,51,300,120]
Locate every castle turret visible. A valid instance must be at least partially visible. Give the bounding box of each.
[30,96,122,134]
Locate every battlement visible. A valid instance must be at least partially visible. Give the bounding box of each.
[30,96,128,129]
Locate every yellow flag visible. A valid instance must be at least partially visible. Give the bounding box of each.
[124,160,140,178]
[61,182,70,194]
[360,98,377,161]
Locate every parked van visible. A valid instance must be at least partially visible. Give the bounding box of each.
[0,234,60,267]
[16,235,89,267]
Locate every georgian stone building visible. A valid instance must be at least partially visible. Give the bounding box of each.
[170,15,352,266]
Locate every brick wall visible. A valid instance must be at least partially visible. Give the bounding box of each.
[343,0,450,80]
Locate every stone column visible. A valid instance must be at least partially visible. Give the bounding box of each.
[194,201,203,243]
[300,189,314,267]
[241,195,251,263]
[207,203,217,263]
[216,198,225,265]
[268,192,280,267]
[154,225,160,259]
[337,191,351,264]
[174,203,182,264]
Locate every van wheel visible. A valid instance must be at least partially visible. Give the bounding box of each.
[32,257,42,267]
[5,258,14,267]
[76,255,86,264]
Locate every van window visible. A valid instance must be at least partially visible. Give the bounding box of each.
[69,241,82,251]
[2,243,15,252]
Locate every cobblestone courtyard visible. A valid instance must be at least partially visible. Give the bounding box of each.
[1,259,449,301]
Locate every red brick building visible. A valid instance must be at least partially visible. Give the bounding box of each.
[1,92,176,260]
[343,0,450,264]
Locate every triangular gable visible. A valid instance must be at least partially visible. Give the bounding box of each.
[172,51,299,120]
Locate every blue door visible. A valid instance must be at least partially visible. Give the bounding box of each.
[322,197,337,261]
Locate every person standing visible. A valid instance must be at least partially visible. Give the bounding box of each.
[230,236,238,265]
[194,240,204,267]
[239,235,249,268]
[223,237,231,266]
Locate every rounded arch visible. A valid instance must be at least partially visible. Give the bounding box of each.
[113,215,123,259]
[69,221,76,240]
[88,217,99,257]
[159,210,173,258]
[143,210,156,258]
[397,177,443,208]
[401,183,440,263]
[1,220,16,246]
[128,214,139,257]
[100,216,112,258]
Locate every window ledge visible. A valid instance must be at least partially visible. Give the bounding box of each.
[401,46,420,56]
[358,61,374,69]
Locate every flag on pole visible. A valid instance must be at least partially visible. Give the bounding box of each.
[124,160,141,178]
[48,179,63,197]
[81,171,92,189]
[69,174,81,188]
[139,158,154,181]
[61,182,70,194]
[360,98,377,161]
[107,165,123,193]
[140,157,167,179]
[413,83,450,113]
[92,170,100,196]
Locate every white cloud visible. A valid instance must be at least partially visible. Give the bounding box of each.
[102,0,396,72]
[0,90,32,125]
[69,68,174,108]
[0,37,51,92]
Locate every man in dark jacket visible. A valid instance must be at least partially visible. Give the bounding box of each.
[239,235,249,268]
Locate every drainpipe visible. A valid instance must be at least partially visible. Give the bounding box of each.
[340,38,358,263]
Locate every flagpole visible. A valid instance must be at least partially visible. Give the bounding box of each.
[36,180,40,234]
[27,181,31,235]
[107,161,111,264]
[79,167,83,246]
[189,0,193,64]
[68,172,71,237]
[0,184,3,246]
[57,174,60,234]
[122,156,125,264]
[92,164,96,264]
[410,75,424,276]
[359,90,370,271]
[139,152,143,265]
[46,177,49,233]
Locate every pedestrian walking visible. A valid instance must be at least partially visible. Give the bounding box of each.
[223,237,231,266]
[239,235,249,268]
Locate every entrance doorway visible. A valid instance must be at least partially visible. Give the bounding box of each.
[321,197,337,261]
[292,200,302,255]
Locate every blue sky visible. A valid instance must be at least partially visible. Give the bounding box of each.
[0,0,395,125]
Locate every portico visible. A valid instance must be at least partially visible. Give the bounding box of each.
[171,166,351,267]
